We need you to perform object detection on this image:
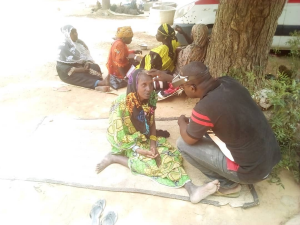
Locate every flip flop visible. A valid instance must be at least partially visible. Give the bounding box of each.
[100,211,118,225]
[213,191,241,198]
[90,199,106,225]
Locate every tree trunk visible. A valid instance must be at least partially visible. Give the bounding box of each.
[205,0,285,82]
[102,0,110,10]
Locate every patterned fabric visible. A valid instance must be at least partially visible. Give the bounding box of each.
[174,24,209,74]
[106,70,191,187]
[106,39,130,79]
[116,26,133,38]
[107,93,191,187]
[57,25,94,64]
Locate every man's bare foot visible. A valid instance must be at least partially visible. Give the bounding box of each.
[185,180,220,204]
[218,184,242,195]
[95,153,114,174]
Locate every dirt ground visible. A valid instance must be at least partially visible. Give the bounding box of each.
[0,0,299,224]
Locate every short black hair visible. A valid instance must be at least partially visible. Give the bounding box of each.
[181,62,211,85]
[181,62,208,77]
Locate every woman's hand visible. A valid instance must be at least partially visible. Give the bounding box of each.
[151,146,161,167]
[127,53,136,59]
[134,50,142,54]
[74,67,89,73]
[147,69,173,82]
[175,25,184,34]
[84,62,91,70]
[137,148,158,159]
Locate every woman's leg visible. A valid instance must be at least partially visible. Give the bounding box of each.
[95,152,128,174]
[184,180,220,204]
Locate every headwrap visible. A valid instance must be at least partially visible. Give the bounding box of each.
[57,25,94,64]
[157,23,178,60]
[126,69,157,137]
[158,23,176,39]
[191,24,209,48]
[116,26,133,38]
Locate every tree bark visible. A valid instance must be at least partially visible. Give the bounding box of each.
[205,0,285,81]
[102,0,110,10]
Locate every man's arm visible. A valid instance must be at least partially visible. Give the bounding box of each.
[178,115,199,145]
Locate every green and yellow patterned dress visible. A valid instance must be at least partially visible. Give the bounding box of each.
[107,93,191,188]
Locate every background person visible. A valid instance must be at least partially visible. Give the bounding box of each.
[56,25,109,91]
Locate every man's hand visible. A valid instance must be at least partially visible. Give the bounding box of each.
[147,69,173,82]
[137,148,158,159]
[178,115,189,127]
[175,25,184,34]
[134,50,142,54]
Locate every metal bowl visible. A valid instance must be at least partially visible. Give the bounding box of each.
[139,44,148,50]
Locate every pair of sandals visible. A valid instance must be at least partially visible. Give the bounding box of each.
[90,199,117,225]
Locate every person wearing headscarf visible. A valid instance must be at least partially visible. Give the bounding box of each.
[137,23,180,73]
[95,69,220,203]
[106,26,142,81]
[56,25,109,90]
[174,24,209,74]
[146,24,209,100]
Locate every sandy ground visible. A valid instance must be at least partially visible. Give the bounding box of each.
[0,0,299,224]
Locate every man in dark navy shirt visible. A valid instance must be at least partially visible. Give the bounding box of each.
[172,62,281,197]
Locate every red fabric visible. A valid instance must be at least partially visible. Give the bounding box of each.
[106,39,129,79]
[192,109,211,121]
[163,83,179,95]
[191,114,214,127]
[128,50,135,54]
[226,158,239,171]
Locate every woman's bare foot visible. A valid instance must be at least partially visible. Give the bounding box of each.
[95,86,110,92]
[185,180,220,204]
[95,153,114,174]
[97,74,110,87]
[218,184,242,195]
[103,74,110,86]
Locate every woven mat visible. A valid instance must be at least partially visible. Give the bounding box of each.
[0,117,257,208]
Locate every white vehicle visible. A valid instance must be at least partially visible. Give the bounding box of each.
[174,0,300,49]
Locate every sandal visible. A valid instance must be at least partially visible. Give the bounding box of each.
[100,211,118,225]
[213,191,241,198]
[90,199,106,225]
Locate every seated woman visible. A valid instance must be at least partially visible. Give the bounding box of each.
[174,24,209,74]
[95,69,220,204]
[106,26,142,89]
[57,25,109,91]
[137,23,179,73]
[147,24,209,99]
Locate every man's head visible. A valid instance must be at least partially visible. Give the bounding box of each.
[174,61,213,98]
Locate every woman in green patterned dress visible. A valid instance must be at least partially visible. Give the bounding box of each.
[96,69,219,203]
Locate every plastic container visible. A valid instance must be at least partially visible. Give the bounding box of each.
[149,6,176,25]
[153,2,177,8]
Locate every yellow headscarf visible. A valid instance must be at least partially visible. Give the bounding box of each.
[116,26,133,38]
